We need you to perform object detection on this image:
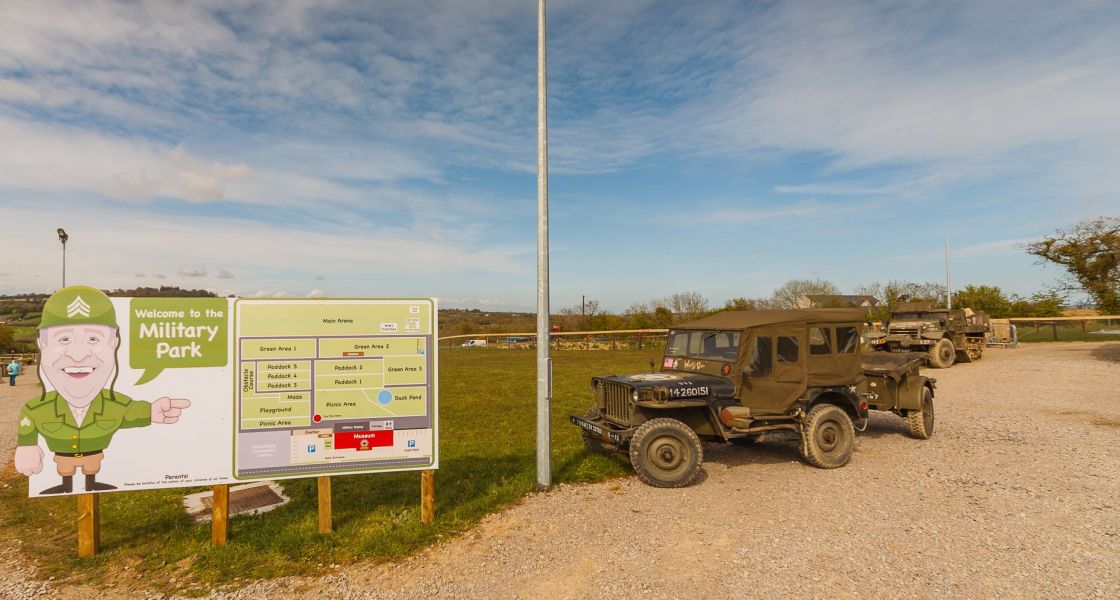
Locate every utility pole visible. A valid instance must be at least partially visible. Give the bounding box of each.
[945,237,952,309]
[535,0,551,490]
[57,228,69,288]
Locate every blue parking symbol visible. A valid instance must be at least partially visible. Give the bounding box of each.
[407,439,416,448]
[307,445,316,453]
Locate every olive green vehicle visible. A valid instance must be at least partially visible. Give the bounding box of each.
[570,309,936,488]
[867,301,989,368]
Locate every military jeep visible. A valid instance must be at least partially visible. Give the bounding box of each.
[867,301,989,368]
[570,309,936,488]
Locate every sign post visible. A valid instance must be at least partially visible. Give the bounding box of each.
[317,476,332,533]
[211,484,229,546]
[76,494,99,558]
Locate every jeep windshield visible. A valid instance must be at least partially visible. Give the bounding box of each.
[666,330,741,360]
[893,312,943,322]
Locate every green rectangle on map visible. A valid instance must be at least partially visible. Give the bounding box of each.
[242,395,311,420]
[237,300,433,337]
[316,373,384,390]
[384,356,427,385]
[314,358,382,376]
[241,339,316,359]
[317,337,426,358]
[241,416,311,429]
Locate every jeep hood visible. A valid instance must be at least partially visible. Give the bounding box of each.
[593,371,735,399]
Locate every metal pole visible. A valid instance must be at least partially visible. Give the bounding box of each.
[535,0,552,490]
[945,237,951,309]
[62,241,66,288]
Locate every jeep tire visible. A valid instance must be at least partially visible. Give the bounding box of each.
[928,338,956,368]
[907,387,935,439]
[802,404,855,469]
[629,418,703,488]
[581,406,615,456]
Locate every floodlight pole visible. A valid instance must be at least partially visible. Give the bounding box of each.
[945,237,952,309]
[57,228,69,288]
[535,0,552,489]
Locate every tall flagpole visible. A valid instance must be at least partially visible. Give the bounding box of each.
[535,0,552,489]
[945,237,952,309]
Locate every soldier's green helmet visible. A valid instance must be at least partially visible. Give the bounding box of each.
[38,286,118,330]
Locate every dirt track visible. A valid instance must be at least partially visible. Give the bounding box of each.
[2,342,1119,599]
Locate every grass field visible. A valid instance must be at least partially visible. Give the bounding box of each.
[1015,320,1120,343]
[0,349,658,595]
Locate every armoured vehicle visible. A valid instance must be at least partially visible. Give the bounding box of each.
[570,309,935,488]
[867,302,988,368]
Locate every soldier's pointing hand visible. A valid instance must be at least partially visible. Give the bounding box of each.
[151,397,191,424]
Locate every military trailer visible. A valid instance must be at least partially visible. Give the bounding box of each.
[570,309,935,488]
[867,301,989,368]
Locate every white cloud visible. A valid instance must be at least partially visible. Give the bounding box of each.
[306,289,326,298]
[178,266,207,277]
[216,269,234,279]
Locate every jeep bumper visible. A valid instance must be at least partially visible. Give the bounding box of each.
[570,414,628,445]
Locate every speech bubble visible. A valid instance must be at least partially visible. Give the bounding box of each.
[129,298,229,384]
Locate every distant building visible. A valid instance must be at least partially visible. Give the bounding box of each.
[797,294,881,309]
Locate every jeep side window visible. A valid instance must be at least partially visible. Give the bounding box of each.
[836,326,859,353]
[748,336,772,377]
[777,336,799,363]
[809,327,831,355]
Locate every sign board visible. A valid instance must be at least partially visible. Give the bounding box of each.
[14,287,437,498]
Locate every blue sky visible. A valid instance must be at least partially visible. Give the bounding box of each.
[1,0,1117,310]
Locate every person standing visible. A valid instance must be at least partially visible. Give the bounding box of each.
[6,359,19,385]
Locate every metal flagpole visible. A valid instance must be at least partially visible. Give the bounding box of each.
[945,237,952,309]
[535,0,552,489]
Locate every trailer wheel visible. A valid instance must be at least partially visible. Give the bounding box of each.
[802,404,855,469]
[629,418,703,487]
[581,406,615,456]
[928,339,956,368]
[907,388,935,439]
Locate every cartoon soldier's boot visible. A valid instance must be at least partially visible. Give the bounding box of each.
[40,476,73,495]
[84,475,117,492]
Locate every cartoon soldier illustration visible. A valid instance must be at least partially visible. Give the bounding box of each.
[13,286,191,494]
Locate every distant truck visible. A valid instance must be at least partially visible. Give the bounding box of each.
[570,309,935,487]
[461,339,488,348]
[868,302,989,368]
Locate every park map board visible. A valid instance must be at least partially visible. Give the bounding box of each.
[234,299,437,479]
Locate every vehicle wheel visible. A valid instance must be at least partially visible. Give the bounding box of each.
[581,406,615,456]
[629,418,703,488]
[907,388,935,439]
[802,404,855,469]
[927,339,956,368]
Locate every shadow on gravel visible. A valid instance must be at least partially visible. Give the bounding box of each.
[1090,342,1120,363]
[703,438,804,469]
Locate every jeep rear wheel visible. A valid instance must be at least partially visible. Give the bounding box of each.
[907,388,935,439]
[802,404,855,469]
[928,338,956,368]
[629,418,703,488]
[581,406,615,456]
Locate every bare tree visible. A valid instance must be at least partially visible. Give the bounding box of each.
[668,291,710,321]
[1027,216,1120,313]
[769,279,840,309]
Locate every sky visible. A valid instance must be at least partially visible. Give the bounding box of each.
[1,0,1117,311]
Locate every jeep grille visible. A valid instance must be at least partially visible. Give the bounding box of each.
[602,382,633,423]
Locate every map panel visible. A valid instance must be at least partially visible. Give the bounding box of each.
[233,299,437,479]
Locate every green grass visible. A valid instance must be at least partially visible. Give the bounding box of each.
[1016,321,1120,343]
[0,349,657,595]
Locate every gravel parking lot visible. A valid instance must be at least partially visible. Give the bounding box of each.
[2,342,1118,599]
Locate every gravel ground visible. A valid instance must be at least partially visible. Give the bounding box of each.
[2,342,1118,599]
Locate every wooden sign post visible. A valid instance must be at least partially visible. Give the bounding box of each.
[317,476,332,533]
[211,484,229,546]
[421,470,435,524]
[77,493,100,558]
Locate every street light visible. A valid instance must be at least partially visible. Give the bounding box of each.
[57,228,68,288]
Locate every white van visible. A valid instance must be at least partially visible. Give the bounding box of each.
[461,339,488,347]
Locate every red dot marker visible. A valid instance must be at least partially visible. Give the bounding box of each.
[313,414,322,423]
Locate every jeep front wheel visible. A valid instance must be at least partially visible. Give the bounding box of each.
[581,406,615,456]
[928,338,956,368]
[802,404,855,469]
[629,418,703,488]
[907,388,935,439]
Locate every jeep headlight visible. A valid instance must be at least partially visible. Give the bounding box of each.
[631,390,640,402]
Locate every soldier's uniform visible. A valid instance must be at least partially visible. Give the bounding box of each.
[18,285,152,494]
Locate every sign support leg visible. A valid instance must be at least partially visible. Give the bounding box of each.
[211,484,229,546]
[317,476,332,533]
[421,470,435,524]
[77,493,100,557]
